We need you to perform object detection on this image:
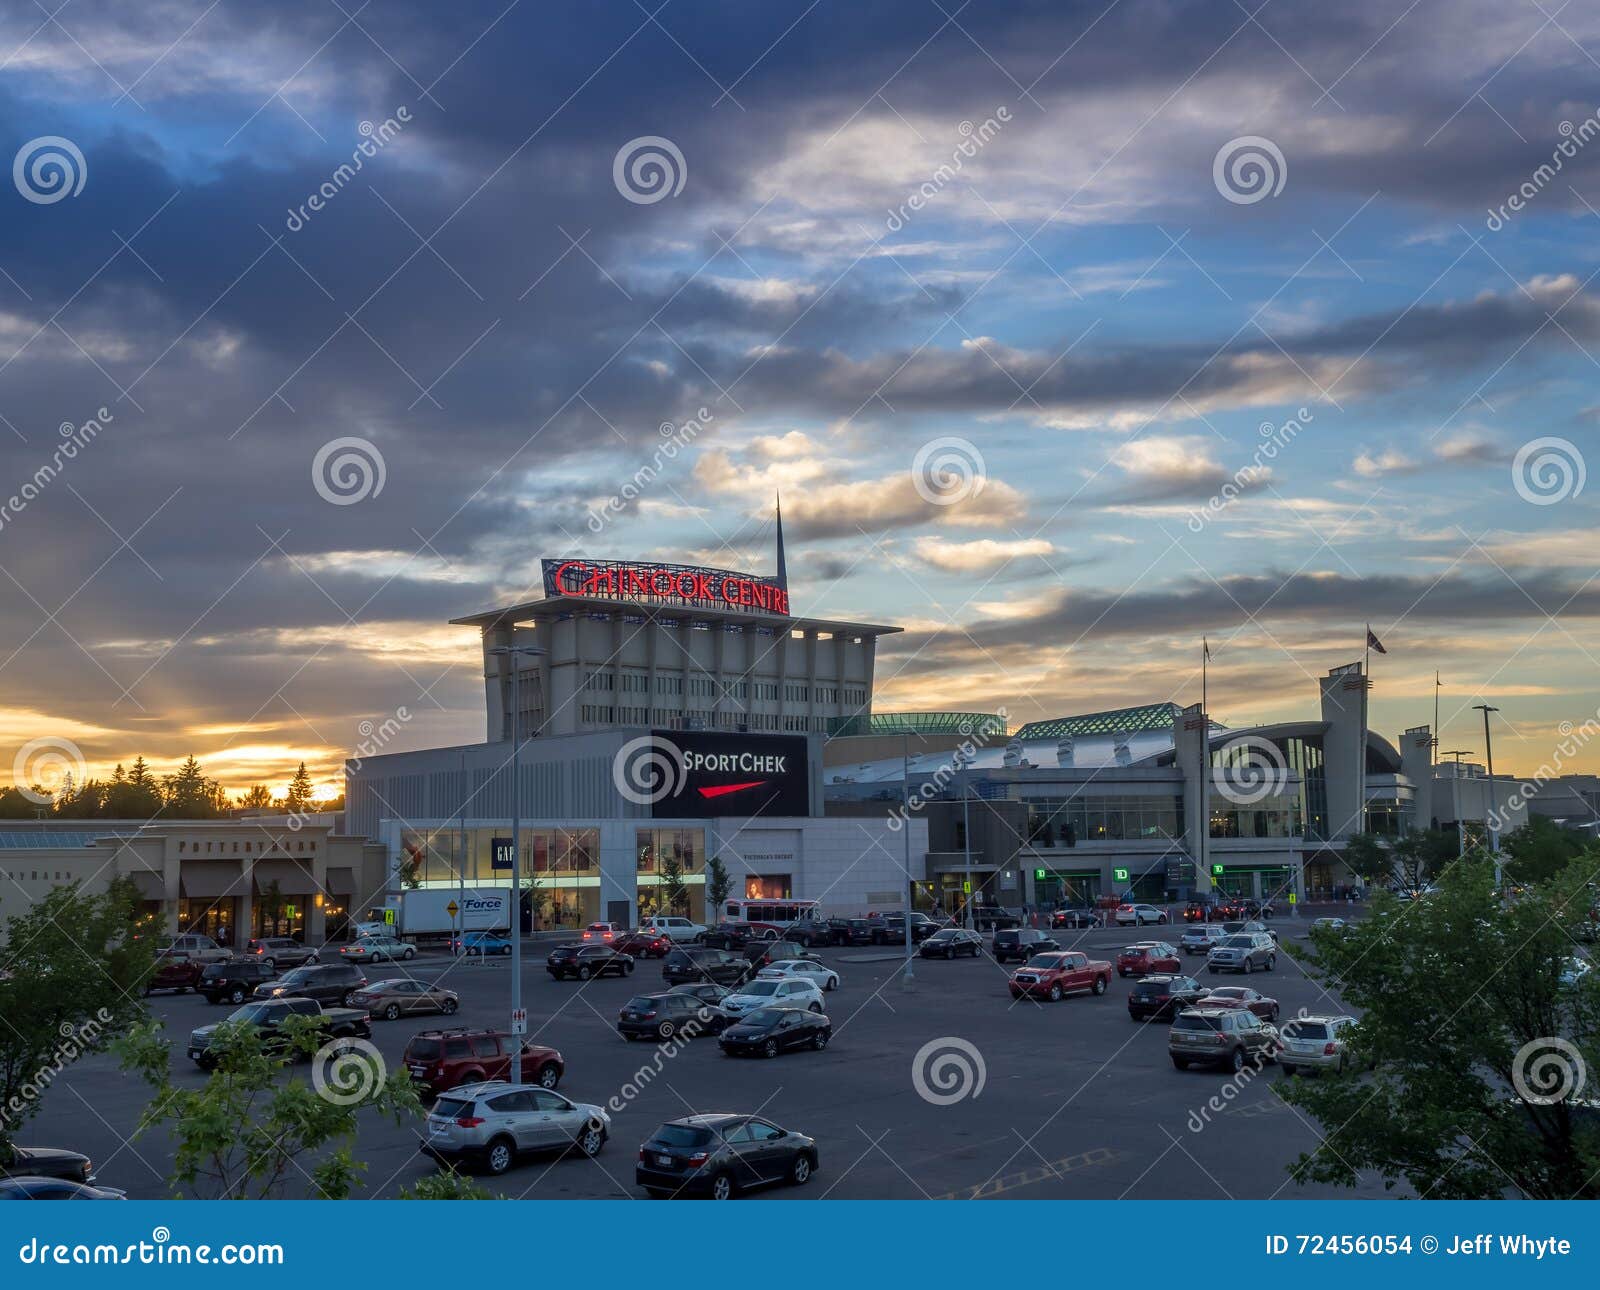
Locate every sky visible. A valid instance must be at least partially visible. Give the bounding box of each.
[0,0,1597,800]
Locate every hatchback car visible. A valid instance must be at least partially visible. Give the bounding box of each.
[993,929,1059,964]
[583,922,623,941]
[1116,903,1168,926]
[1206,933,1277,974]
[252,962,368,1005]
[717,1006,832,1058]
[422,1082,609,1174]
[1279,1014,1359,1076]
[617,991,728,1041]
[1169,1007,1281,1072]
[920,928,983,959]
[662,946,749,986]
[402,1028,564,1095]
[668,981,735,1009]
[348,978,460,1021]
[720,977,825,1017]
[636,1114,818,1199]
[1127,974,1208,1021]
[546,944,634,980]
[455,931,512,956]
[1117,941,1181,977]
[243,936,317,969]
[198,957,278,1005]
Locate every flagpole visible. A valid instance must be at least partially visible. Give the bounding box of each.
[1200,639,1209,900]
[1361,626,1371,838]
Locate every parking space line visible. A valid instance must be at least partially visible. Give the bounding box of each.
[937,1146,1124,1198]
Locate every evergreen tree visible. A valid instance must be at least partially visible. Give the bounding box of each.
[284,762,314,813]
[237,785,274,810]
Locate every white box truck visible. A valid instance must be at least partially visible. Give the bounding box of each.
[396,888,511,939]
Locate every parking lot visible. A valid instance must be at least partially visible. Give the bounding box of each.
[16,920,1400,1200]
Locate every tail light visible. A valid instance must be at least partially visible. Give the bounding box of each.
[1324,1042,1337,1055]
[638,1147,648,1161]
[686,1150,709,1166]
[455,1116,484,1128]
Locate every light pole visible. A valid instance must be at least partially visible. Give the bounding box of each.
[488,642,544,1084]
[901,732,915,992]
[1474,703,1501,884]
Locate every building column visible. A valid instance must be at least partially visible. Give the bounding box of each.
[162,854,181,936]
[236,857,253,946]
[309,847,328,945]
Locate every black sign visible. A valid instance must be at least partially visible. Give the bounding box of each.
[635,730,810,819]
[491,837,515,871]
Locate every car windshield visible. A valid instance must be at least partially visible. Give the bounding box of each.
[406,1039,441,1060]
[743,1009,787,1026]
[1221,936,1254,949]
[655,1124,715,1149]
[277,968,312,984]
[1173,1013,1226,1031]
[1283,1021,1329,1040]
[229,1002,272,1023]
[1029,954,1067,969]
[928,930,956,941]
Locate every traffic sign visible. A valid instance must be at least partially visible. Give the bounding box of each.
[510,1008,528,1036]
[1288,892,1297,905]
[384,908,396,925]
[962,880,971,894]
[446,900,460,917]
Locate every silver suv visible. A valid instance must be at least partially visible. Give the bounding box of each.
[1180,925,1225,956]
[1279,1014,1358,1075]
[1206,932,1277,974]
[422,1081,610,1175]
[1169,1007,1281,1071]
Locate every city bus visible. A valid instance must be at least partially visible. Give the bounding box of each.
[719,897,821,932]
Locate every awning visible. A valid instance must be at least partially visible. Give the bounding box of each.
[252,859,316,893]
[323,867,356,895]
[122,869,165,901]
[181,861,246,899]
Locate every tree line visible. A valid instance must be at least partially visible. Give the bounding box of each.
[0,757,340,821]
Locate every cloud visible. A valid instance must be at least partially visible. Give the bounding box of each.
[913,536,1055,571]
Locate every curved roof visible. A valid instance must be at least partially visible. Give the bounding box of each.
[828,712,1008,738]
[1016,702,1187,739]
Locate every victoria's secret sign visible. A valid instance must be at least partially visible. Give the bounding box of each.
[543,559,790,616]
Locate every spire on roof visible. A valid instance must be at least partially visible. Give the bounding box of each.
[775,492,788,591]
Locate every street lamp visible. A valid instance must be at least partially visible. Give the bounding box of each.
[488,641,545,1084]
[1473,703,1501,884]
[901,732,915,993]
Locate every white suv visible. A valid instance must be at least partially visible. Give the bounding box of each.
[162,933,231,964]
[720,978,826,1016]
[641,916,706,942]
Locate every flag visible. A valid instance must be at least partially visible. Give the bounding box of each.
[1203,637,1211,661]
[1366,627,1387,654]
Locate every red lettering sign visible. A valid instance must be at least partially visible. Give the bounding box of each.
[542,559,790,618]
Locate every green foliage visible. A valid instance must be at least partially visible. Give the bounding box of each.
[1280,857,1600,1198]
[1340,833,1392,887]
[284,762,315,813]
[660,851,689,915]
[118,1014,424,1199]
[1504,816,1588,886]
[706,854,732,910]
[0,877,153,1153]
[236,785,274,809]
[398,1169,496,1199]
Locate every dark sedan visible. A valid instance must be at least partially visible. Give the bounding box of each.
[1127,973,1209,1021]
[668,981,735,1009]
[662,947,750,985]
[0,1144,94,1185]
[618,991,728,1041]
[1051,908,1100,929]
[637,1114,819,1199]
[546,944,634,981]
[920,928,983,959]
[612,930,671,958]
[717,1006,831,1058]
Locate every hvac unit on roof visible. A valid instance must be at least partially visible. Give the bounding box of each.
[1113,730,1132,766]
[1002,738,1024,768]
[1056,734,1075,767]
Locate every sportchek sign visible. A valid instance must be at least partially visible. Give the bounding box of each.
[543,558,790,616]
[648,730,810,819]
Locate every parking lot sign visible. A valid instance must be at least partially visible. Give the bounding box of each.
[511,1008,527,1036]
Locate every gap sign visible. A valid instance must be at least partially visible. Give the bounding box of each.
[491,837,515,871]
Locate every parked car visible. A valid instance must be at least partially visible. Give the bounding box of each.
[145,951,203,995]
[159,933,231,965]
[198,958,278,1005]
[612,930,671,958]
[617,991,728,1041]
[1278,1014,1359,1076]
[422,1082,608,1174]
[741,939,812,974]
[1309,917,1349,935]
[243,936,317,969]
[1183,901,1223,924]
[1169,1007,1281,1072]
[662,946,750,986]
[787,917,846,947]
[582,922,623,942]
[972,905,1020,932]
[339,935,416,963]
[1117,942,1182,977]
[842,918,876,946]
[402,1027,564,1095]
[348,978,460,1021]
[668,981,735,1009]
[898,912,946,942]
[920,928,983,959]
[1190,986,1280,1022]
[1116,903,1169,926]
[0,1176,125,1200]
[187,997,370,1070]
[721,977,826,1017]
[639,915,706,943]
[1127,974,1209,1021]
[1206,933,1277,975]
[0,1144,94,1185]
[718,1006,832,1058]
[702,922,758,950]
[455,931,512,956]
[1007,951,1113,1001]
[756,959,840,991]
[994,929,1060,963]
[1221,920,1277,943]
[1051,908,1100,929]
[636,1114,818,1198]
[547,944,634,980]
[1181,925,1227,956]
[252,962,368,1006]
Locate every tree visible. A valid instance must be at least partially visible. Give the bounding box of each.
[163,756,224,818]
[236,784,274,810]
[660,851,689,916]
[284,762,315,814]
[118,1016,423,1199]
[706,854,732,912]
[1340,833,1393,889]
[398,1169,495,1199]
[1391,827,1457,896]
[1280,858,1600,1198]
[1504,816,1588,886]
[0,877,153,1156]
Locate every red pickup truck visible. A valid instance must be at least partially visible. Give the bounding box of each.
[1008,951,1113,1002]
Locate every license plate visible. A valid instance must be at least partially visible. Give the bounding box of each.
[657,1154,672,1167]
[188,1049,200,1059]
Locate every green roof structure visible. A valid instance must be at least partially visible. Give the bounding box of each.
[1015,702,1183,739]
[827,711,1009,739]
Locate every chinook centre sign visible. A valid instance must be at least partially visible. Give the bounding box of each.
[543,559,790,616]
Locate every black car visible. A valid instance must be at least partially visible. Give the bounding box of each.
[920,928,983,959]
[1127,973,1209,1021]
[662,946,749,986]
[637,1114,819,1199]
[547,944,634,980]
[252,962,367,1005]
[200,958,279,1005]
[618,991,728,1041]
[1051,908,1100,929]
[993,929,1059,963]
[787,917,846,947]
[973,905,1021,932]
[0,1144,94,1185]
[0,1176,124,1199]
[718,1006,832,1058]
[741,940,812,973]
[843,918,876,946]
[702,922,757,950]
[668,981,735,1009]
